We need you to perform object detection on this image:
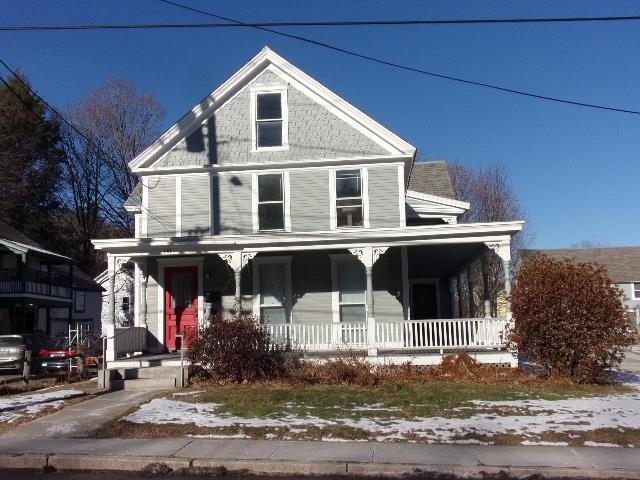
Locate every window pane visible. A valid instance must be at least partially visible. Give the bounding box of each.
[261,306,286,324]
[338,262,365,303]
[260,264,285,306]
[258,122,282,147]
[171,271,194,309]
[258,174,283,202]
[337,206,363,227]
[340,305,366,323]
[336,170,361,198]
[259,203,284,230]
[257,93,281,119]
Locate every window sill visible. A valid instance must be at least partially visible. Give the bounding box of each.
[251,145,289,153]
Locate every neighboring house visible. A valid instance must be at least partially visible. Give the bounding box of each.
[521,247,640,325]
[0,221,103,337]
[96,263,134,334]
[93,47,523,365]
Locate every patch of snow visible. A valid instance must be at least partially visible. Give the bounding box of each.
[521,440,569,446]
[0,389,83,424]
[172,390,205,397]
[122,391,640,445]
[583,441,622,448]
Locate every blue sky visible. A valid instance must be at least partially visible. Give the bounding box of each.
[2,0,639,248]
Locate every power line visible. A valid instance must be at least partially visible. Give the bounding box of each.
[3,15,640,31]
[158,0,640,117]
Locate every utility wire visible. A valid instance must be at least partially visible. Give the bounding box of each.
[3,15,640,30]
[158,0,640,116]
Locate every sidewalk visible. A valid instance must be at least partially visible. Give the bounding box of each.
[1,378,640,478]
[0,436,639,478]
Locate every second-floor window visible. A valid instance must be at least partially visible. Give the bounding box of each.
[74,291,86,313]
[258,174,284,230]
[633,282,640,300]
[336,169,363,227]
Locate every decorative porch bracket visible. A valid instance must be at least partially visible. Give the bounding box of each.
[218,251,257,314]
[348,246,388,356]
[137,259,149,329]
[484,241,512,319]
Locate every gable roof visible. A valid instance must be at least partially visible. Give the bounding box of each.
[129,47,416,172]
[408,161,456,200]
[521,247,640,283]
[0,221,71,262]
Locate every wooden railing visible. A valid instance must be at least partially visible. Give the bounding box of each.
[266,318,507,352]
[376,318,507,349]
[267,322,367,351]
[0,267,71,298]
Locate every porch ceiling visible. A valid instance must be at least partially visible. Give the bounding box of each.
[92,221,523,257]
[407,243,486,277]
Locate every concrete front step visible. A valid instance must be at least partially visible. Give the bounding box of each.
[110,377,178,390]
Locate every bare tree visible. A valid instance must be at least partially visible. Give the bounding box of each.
[61,77,164,274]
[448,162,533,316]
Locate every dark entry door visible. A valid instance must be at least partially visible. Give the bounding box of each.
[412,282,438,319]
[165,266,198,350]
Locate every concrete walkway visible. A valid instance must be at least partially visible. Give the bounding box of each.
[0,437,639,478]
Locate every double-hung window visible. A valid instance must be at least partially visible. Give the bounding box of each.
[253,257,292,334]
[252,87,288,150]
[257,173,285,231]
[331,257,366,344]
[335,169,364,227]
[633,282,640,300]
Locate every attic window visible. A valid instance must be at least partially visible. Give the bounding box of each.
[251,87,288,151]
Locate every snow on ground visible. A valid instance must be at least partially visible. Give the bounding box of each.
[122,389,640,444]
[0,389,83,424]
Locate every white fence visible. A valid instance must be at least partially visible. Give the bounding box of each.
[266,318,507,352]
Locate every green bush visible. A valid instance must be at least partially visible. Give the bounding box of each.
[188,313,287,382]
[510,254,636,383]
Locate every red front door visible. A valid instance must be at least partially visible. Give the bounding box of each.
[165,266,198,351]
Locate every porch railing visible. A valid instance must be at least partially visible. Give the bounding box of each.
[266,318,507,352]
[0,267,71,298]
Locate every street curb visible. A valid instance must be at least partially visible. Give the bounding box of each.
[1,453,639,479]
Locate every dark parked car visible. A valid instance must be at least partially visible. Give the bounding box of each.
[0,334,47,373]
[39,337,80,373]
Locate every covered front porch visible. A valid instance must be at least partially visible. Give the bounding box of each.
[93,222,522,366]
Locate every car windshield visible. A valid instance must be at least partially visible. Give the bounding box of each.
[46,337,69,349]
[0,337,21,347]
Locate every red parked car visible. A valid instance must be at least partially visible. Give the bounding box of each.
[39,337,80,373]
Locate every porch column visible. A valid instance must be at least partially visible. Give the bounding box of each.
[466,265,475,318]
[105,255,116,362]
[138,259,148,329]
[348,246,388,356]
[485,241,512,318]
[456,274,463,318]
[481,255,491,318]
[219,252,256,314]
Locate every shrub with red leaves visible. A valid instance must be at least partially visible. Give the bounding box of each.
[187,313,287,382]
[510,254,636,383]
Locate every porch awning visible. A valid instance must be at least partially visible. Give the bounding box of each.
[92,221,523,257]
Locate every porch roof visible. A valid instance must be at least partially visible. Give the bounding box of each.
[92,221,523,257]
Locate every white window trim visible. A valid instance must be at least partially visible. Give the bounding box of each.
[329,254,366,324]
[409,278,441,320]
[252,256,292,323]
[632,282,640,300]
[329,168,369,230]
[157,257,204,349]
[250,85,289,152]
[251,172,290,233]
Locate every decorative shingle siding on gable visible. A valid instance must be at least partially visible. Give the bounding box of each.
[368,165,401,228]
[154,71,387,168]
[146,176,176,237]
[290,169,330,231]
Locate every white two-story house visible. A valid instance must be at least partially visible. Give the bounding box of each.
[93,48,523,366]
